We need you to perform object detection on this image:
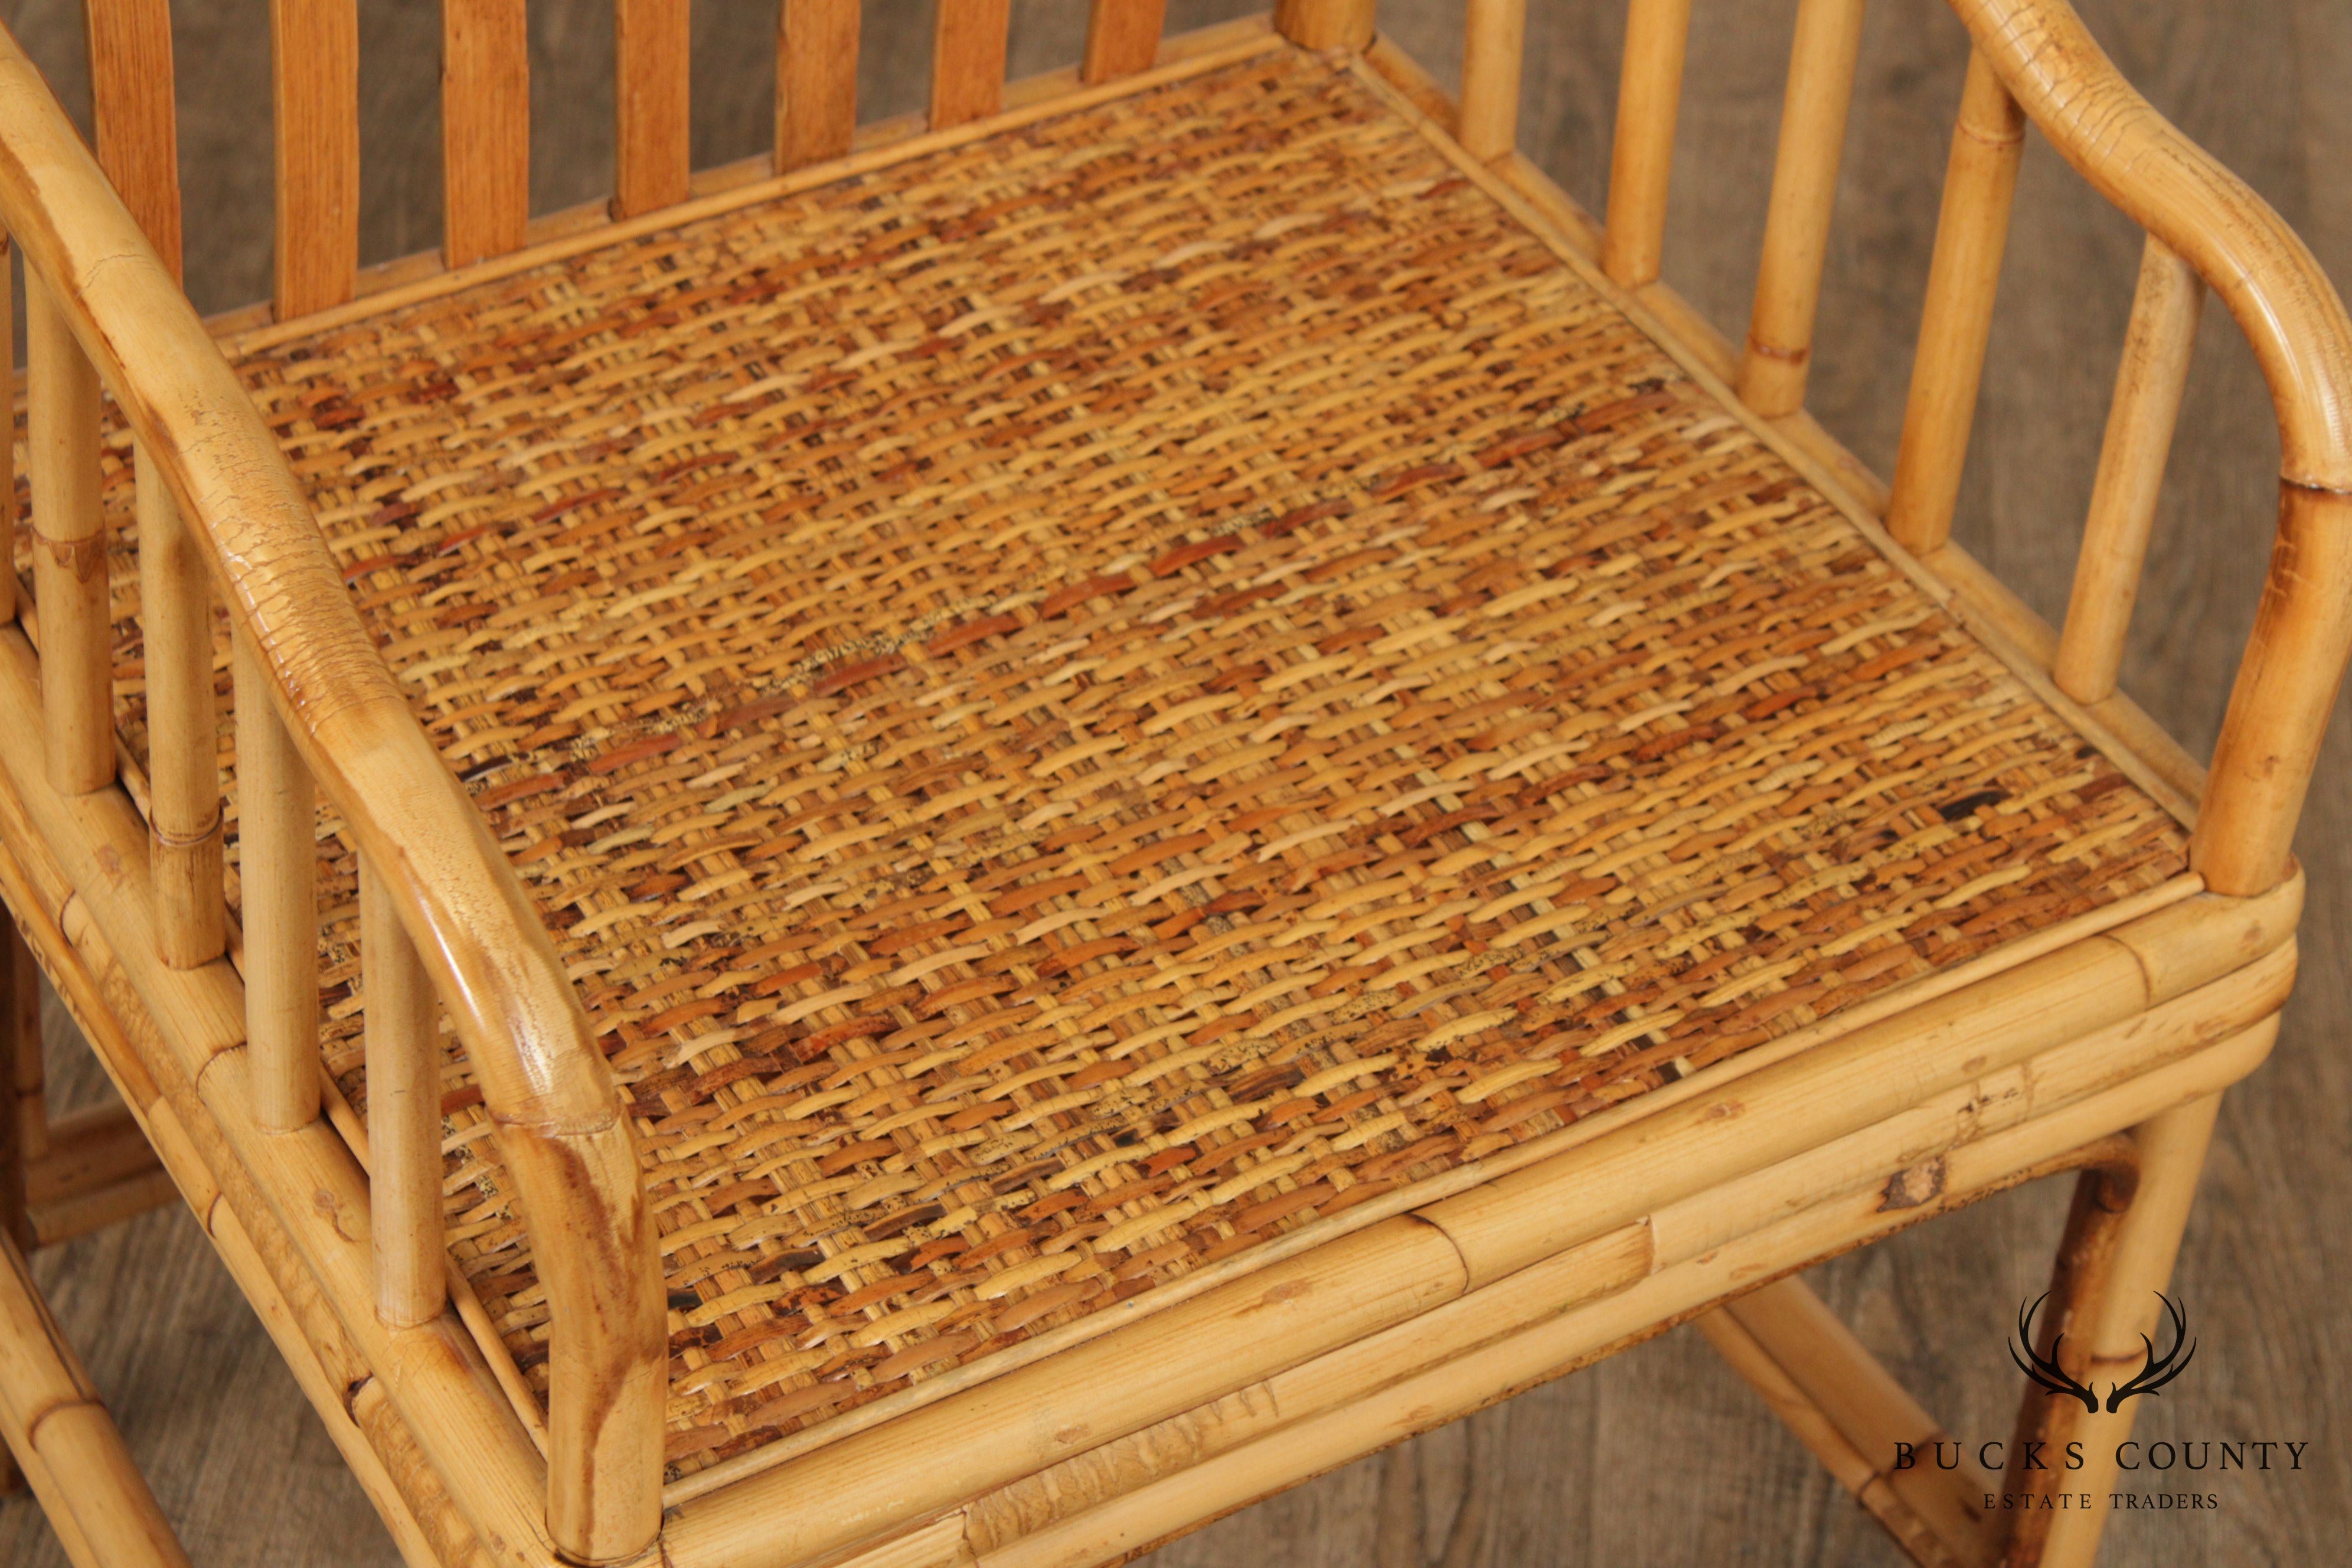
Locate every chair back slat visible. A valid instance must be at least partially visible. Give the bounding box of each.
[84,0,181,282]
[2053,237,2204,705]
[25,280,112,799]
[615,0,691,217]
[443,0,531,266]
[1738,0,1867,417]
[777,0,860,171]
[1884,48,2025,554]
[1084,0,1167,84]
[931,0,1011,130]
[1600,0,1692,289]
[270,0,361,317]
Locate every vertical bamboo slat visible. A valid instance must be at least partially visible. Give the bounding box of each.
[234,633,320,1135]
[1458,0,1528,162]
[930,0,1012,130]
[1737,0,1867,417]
[2053,237,2203,705]
[614,0,691,218]
[83,0,181,283]
[26,280,113,799]
[442,0,531,267]
[1272,0,1376,53]
[1083,0,1167,85]
[361,859,446,1328]
[775,0,858,172]
[270,0,361,318]
[138,453,226,971]
[1884,50,2026,554]
[1600,0,1694,289]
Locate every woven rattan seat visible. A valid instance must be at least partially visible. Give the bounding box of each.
[95,50,2190,1479]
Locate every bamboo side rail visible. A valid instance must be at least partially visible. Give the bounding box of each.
[776,0,860,171]
[1084,0,1167,84]
[615,0,691,218]
[1599,0,1691,289]
[25,280,112,799]
[0,27,664,1562]
[1883,48,2024,554]
[0,1230,194,1567]
[270,0,361,317]
[361,858,446,1329]
[2053,236,2203,704]
[1456,0,1527,162]
[443,0,531,267]
[1739,0,1867,417]
[931,0,1012,129]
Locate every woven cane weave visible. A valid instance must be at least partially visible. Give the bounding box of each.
[79,49,2187,1476]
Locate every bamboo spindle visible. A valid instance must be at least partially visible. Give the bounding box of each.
[1458,0,1527,162]
[1884,50,2025,554]
[361,859,446,1327]
[1737,0,1867,417]
[775,0,859,171]
[0,229,14,622]
[2033,1093,2222,1567]
[270,0,361,317]
[26,279,114,799]
[615,0,692,218]
[0,1231,195,1567]
[139,453,226,970]
[1272,0,1376,54]
[2053,237,2203,705]
[1599,0,1693,289]
[1083,0,1167,84]
[233,633,319,1135]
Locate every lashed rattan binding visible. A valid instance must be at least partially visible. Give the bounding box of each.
[0,0,2341,1564]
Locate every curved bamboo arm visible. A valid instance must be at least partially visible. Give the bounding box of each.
[0,30,664,1564]
[1946,0,2352,896]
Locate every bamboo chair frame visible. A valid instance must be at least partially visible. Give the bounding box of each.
[0,0,2337,1564]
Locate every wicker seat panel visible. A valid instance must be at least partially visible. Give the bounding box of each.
[92,50,2184,1478]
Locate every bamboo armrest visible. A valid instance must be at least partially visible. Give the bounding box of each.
[1952,0,2352,896]
[0,27,662,1558]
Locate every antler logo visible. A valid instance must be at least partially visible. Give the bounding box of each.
[2010,1292,2197,1414]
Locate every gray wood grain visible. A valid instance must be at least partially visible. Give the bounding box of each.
[0,1,2344,1562]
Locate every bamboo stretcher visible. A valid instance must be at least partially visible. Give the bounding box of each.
[0,1,2344,1566]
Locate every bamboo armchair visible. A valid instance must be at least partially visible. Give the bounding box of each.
[0,0,2338,1564]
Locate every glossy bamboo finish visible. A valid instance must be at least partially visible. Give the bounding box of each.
[1599,0,1691,289]
[25,280,112,800]
[232,632,318,1136]
[361,859,445,1329]
[2054,237,2203,705]
[1884,49,2024,554]
[136,452,225,970]
[270,0,360,317]
[1739,0,1867,417]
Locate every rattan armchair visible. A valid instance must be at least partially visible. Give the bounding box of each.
[0,0,2338,1564]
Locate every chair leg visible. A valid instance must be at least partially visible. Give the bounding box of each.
[0,1226,194,1567]
[1998,1092,2222,1567]
[0,919,40,1497]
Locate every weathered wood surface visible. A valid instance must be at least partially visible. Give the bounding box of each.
[0,0,2346,1563]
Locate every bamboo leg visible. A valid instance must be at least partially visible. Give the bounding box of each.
[1884,49,2025,554]
[0,921,34,1496]
[1600,0,1693,289]
[2007,1093,2222,1567]
[0,1230,194,1567]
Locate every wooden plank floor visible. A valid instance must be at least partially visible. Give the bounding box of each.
[0,0,2346,1562]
